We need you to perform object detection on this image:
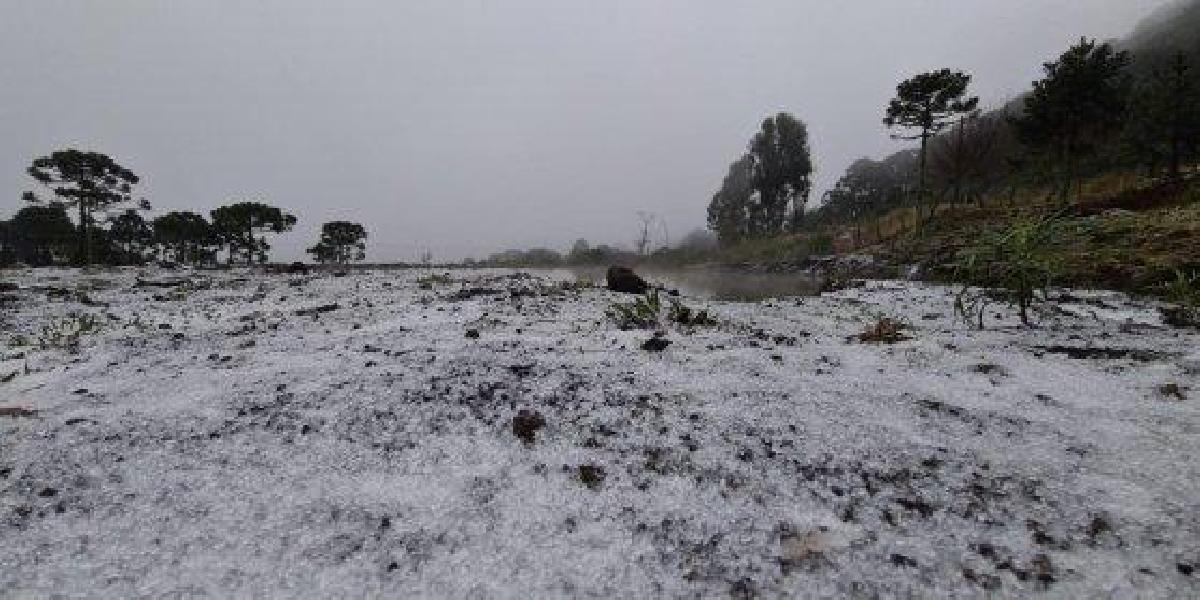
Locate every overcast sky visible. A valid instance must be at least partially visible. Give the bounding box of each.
[0,0,1169,261]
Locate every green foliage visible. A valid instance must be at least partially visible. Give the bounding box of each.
[308,221,368,264]
[1160,268,1200,327]
[607,290,662,330]
[210,201,297,264]
[667,298,716,327]
[37,313,102,352]
[953,216,1060,327]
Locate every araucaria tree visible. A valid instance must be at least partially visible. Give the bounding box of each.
[210,201,297,264]
[883,69,979,226]
[1014,38,1131,202]
[307,221,367,264]
[706,112,813,244]
[25,149,141,265]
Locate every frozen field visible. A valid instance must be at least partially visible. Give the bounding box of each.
[1,267,1198,598]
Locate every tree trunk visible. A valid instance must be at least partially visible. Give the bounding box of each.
[917,132,929,233]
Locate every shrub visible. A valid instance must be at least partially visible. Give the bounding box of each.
[953,216,1060,327]
[607,290,662,329]
[38,313,102,352]
[668,299,717,327]
[1160,269,1200,328]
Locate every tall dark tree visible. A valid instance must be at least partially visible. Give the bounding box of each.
[1014,38,1131,202]
[25,149,142,265]
[152,211,217,265]
[884,69,979,226]
[210,201,296,265]
[307,221,367,264]
[1132,51,1200,181]
[748,113,814,233]
[109,209,153,264]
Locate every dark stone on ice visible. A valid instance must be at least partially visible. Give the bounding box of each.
[512,409,545,445]
[606,266,648,294]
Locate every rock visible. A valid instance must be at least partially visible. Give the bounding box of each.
[465,329,480,339]
[606,266,648,294]
[294,303,339,317]
[512,409,545,445]
[0,406,37,418]
[578,464,606,490]
[780,531,830,564]
[1158,383,1186,401]
[641,335,671,352]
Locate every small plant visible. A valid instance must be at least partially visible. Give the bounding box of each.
[856,316,911,343]
[1160,269,1200,328]
[37,313,102,352]
[953,216,1060,327]
[416,273,454,289]
[668,299,717,327]
[607,290,662,329]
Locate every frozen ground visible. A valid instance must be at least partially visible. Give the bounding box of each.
[0,267,1197,598]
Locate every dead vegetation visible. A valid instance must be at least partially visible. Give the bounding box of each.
[855,316,911,344]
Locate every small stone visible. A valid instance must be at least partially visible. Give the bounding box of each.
[512,409,545,446]
[578,464,606,490]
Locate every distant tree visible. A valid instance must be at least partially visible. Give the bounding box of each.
[1130,51,1200,181]
[6,202,76,266]
[152,211,217,265]
[307,221,368,264]
[1014,38,1131,202]
[815,149,918,242]
[884,69,979,227]
[108,209,153,264]
[635,212,658,256]
[568,238,590,264]
[707,155,756,245]
[210,201,296,264]
[748,112,814,233]
[25,149,142,265]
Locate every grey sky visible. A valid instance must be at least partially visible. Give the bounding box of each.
[0,0,1168,261]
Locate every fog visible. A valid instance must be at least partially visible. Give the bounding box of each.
[0,0,1167,261]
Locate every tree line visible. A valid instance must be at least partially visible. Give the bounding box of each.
[1,149,370,267]
[710,26,1200,246]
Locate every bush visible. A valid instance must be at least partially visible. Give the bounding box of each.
[953,216,1060,327]
[1160,269,1200,328]
[607,290,662,329]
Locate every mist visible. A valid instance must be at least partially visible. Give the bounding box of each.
[0,0,1168,261]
